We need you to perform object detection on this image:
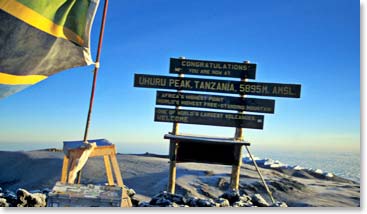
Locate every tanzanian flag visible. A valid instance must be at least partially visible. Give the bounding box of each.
[0,0,100,98]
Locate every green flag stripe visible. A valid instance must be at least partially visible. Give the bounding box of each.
[16,0,92,39]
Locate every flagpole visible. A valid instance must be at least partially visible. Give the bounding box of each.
[83,0,109,142]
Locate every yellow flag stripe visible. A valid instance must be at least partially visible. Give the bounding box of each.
[0,72,47,85]
[0,0,84,46]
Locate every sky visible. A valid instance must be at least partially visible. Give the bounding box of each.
[0,0,360,154]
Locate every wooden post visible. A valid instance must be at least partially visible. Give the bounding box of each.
[110,154,124,187]
[167,57,185,194]
[60,156,69,183]
[167,140,178,193]
[230,60,250,190]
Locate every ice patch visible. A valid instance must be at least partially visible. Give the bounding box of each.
[243,155,335,179]
[292,165,304,170]
[314,169,323,174]
[324,172,334,178]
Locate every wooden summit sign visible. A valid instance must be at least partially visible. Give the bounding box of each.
[169,58,257,79]
[134,74,301,98]
[133,57,302,194]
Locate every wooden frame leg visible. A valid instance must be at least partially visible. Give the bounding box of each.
[168,161,177,193]
[230,145,242,190]
[103,155,114,185]
[230,165,241,190]
[61,156,69,183]
[167,141,178,193]
[110,155,124,187]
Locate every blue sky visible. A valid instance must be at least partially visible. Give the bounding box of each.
[0,0,360,154]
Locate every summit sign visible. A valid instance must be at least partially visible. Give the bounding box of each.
[133,57,302,194]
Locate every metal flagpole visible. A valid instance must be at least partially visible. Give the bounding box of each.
[75,0,109,184]
[83,0,109,142]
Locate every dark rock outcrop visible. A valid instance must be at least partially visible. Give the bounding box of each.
[0,198,9,207]
[138,190,286,207]
[16,188,46,207]
[0,186,288,208]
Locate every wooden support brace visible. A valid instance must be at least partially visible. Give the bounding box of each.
[61,156,69,183]
[103,155,114,185]
[110,154,124,187]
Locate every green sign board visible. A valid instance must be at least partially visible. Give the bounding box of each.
[134,74,301,98]
[154,107,264,129]
[169,58,256,79]
[156,91,275,113]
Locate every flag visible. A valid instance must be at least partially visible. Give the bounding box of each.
[0,0,100,98]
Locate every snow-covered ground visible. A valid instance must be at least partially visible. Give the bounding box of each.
[0,150,360,207]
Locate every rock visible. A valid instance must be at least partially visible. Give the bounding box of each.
[251,194,269,207]
[130,196,140,207]
[324,172,334,178]
[239,194,252,202]
[314,169,323,174]
[0,198,9,207]
[3,190,17,207]
[233,200,253,207]
[149,191,164,205]
[138,201,152,207]
[214,198,230,207]
[154,198,173,207]
[271,201,288,207]
[186,196,198,207]
[16,188,46,207]
[219,189,240,205]
[150,191,186,206]
[126,188,136,197]
[169,202,180,207]
[195,198,216,207]
[170,194,186,204]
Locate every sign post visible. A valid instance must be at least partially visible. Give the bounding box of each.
[167,57,185,194]
[230,60,249,190]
